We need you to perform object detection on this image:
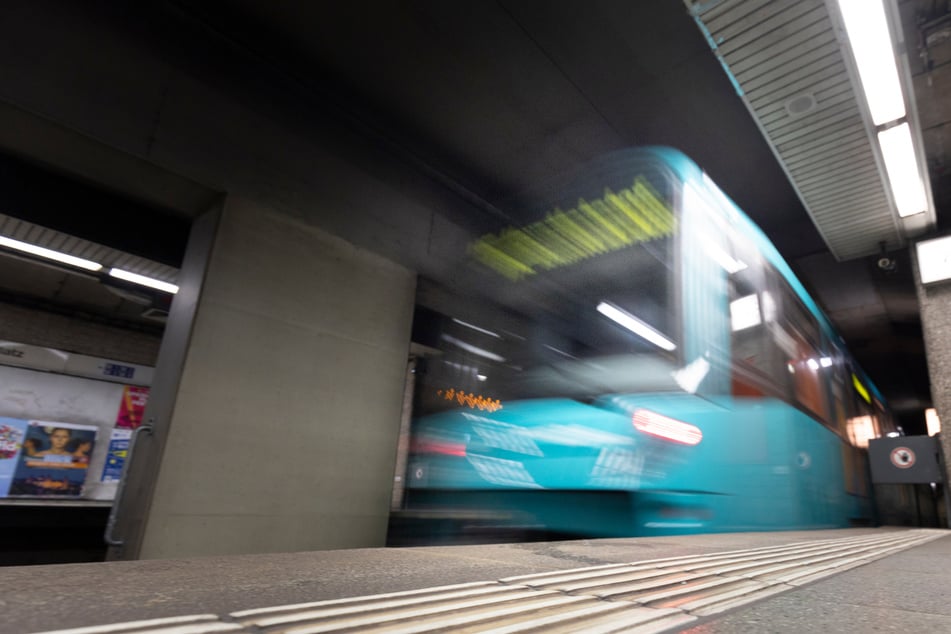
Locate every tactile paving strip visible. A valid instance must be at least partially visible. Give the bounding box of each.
[36,529,947,634]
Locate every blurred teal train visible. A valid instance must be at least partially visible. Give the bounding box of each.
[403,147,895,538]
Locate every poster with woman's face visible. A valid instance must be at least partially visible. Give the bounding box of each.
[8,421,98,497]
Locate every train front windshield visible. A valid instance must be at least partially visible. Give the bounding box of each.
[414,158,682,413]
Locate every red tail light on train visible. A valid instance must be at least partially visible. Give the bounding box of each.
[412,439,467,457]
[632,409,703,445]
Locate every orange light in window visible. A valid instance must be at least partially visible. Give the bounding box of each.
[436,388,503,412]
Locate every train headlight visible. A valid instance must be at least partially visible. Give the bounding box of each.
[632,409,703,446]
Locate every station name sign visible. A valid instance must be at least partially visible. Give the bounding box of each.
[0,341,153,386]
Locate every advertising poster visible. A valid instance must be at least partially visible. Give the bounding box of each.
[100,428,132,483]
[8,421,98,497]
[0,417,28,497]
[115,385,149,429]
[99,385,149,483]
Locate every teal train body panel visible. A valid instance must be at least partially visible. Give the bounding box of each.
[405,147,885,538]
[411,394,866,535]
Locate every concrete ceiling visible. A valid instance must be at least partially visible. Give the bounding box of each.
[0,0,948,431]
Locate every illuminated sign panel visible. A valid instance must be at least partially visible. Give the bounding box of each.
[471,176,676,280]
[916,235,951,284]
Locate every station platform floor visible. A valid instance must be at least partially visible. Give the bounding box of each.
[7,526,951,634]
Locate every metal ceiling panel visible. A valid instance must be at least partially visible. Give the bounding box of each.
[0,213,179,283]
[688,0,909,261]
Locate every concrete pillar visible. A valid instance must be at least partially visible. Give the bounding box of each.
[912,245,951,482]
[112,196,415,559]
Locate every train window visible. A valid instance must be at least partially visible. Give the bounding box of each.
[826,348,850,437]
[411,188,681,412]
[846,412,878,448]
[831,361,892,447]
[728,260,778,396]
[776,281,832,424]
[719,235,792,399]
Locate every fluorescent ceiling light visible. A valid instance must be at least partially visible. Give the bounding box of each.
[596,301,676,351]
[878,123,928,217]
[108,268,179,294]
[807,359,820,371]
[0,235,103,272]
[838,0,905,125]
[820,357,833,368]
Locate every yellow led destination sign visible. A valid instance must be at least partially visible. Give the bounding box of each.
[437,388,503,412]
[471,176,676,280]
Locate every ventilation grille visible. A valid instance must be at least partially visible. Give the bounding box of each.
[689,0,903,261]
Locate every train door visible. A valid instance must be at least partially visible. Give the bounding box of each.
[679,181,731,397]
[774,281,848,526]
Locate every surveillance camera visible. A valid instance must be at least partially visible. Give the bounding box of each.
[877,256,897,272]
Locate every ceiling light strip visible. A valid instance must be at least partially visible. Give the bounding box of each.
[836,0,930,220]
[877,123,928,217]
[108,268,180,294]
[836,0,905,125]
[0,235,103,271]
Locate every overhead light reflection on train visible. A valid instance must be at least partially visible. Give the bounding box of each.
[440,334,505,362]
[451,318,501,338]
[596,301,676,351]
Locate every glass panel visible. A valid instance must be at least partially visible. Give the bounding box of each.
[777,281,831,423]
[413,157,681,415]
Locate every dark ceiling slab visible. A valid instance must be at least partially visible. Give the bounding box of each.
[0,0,936,428]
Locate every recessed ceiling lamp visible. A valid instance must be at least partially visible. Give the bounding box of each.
[837,0,929,218]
